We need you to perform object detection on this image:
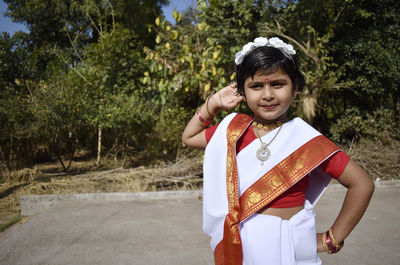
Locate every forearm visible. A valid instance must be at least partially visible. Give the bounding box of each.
[182,83,244,149]
[317,159,374,252]
[330,180,374,242]
[181,94,220,149]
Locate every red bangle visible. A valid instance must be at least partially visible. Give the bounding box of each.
[325,231,337,253]
[196,111,212,127]
[329,228,344,252]
[325,229,344,254]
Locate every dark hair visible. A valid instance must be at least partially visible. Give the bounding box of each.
[236,46,305,96]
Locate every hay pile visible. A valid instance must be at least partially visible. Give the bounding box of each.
[0,156,203,222]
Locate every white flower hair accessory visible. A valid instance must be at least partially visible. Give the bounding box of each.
[235,37,296,65]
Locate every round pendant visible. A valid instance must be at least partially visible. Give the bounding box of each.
[256,143,271,162]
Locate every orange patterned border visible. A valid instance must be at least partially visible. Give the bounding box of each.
[219,114,252,265]
[239,135,339,222]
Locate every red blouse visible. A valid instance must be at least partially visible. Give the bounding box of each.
[205,123,350,208]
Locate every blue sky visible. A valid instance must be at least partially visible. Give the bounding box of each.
[0,1,28,34]
[162,0,194,23]
[0,0,193,35]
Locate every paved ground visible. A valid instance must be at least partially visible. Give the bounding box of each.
[0,185,399,265]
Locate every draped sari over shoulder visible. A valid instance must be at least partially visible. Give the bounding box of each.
[203,113,340,265]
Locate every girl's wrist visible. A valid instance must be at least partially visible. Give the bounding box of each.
[197,95,218,125]
[207,94,220,115]
[317,229,344,254]
[317,233,326,253]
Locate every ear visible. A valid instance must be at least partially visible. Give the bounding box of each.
[239,89,246,101]
[292,85,298,98]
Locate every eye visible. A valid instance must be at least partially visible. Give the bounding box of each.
[271,82,284,88]
[249,84,263,89]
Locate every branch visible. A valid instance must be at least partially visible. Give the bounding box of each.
[143,47,178,72]
[105,0,115,34]
[266,20,322,68]
[56,51,90,83]
[65,25,85,64]
[88,14,102,36]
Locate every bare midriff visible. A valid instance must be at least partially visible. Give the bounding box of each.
[257,206,304,220]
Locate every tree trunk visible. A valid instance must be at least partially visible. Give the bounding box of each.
[65,146,75,172]
[96,125,102,167]
[9,137,13,169]
[56,151,67,172]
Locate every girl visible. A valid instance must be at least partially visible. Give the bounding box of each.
[182,37,374,265]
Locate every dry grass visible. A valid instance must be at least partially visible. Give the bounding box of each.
[3,167,44,184]
[342,137,400,181]
[0,155,203,229]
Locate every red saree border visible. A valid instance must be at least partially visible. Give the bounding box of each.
[239,135,339,222]
[213,241,224,265]
[220,114,252,265]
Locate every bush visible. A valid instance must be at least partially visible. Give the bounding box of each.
[330,107,399,144]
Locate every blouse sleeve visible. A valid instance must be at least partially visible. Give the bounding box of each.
[319,151,351,179]
[205,124,219,143]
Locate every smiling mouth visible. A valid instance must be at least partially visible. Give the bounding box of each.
[261,104,278,110]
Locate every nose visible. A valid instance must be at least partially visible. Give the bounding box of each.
[262,84,274,101]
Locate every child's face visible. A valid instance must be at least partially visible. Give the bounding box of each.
[244,68,296,123]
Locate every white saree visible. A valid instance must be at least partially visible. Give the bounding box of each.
[203,113,340,265]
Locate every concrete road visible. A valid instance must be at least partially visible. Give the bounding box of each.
[0,185,399,265]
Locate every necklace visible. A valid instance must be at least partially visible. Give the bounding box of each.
[252,122,283,165]
[252,120,283,131]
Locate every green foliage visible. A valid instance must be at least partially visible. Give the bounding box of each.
[144,0,270,119]
[330,107,399,144]
[1,0,166,169]
[110,0,169,46]
[259,0,399,139]
[329,0,400,109]
[330,107,368,143]
[0,32,40,169]
[1,0,399,169]
[0,83,36,169]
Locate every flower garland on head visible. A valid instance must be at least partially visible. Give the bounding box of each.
[235,37,296,65]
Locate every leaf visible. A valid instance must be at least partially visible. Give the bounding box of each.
[204,83,211,92]
[198,22,207,31]
[212,66,217,76]
[170,30,179,40]
[172,10,181,22]
[213,51,219,59]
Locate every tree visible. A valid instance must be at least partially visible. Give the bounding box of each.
[81,25,153,166]
[0,32,38,170]
[1,0,399,170]
[110,0,169,46]
[1,0,166,169]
